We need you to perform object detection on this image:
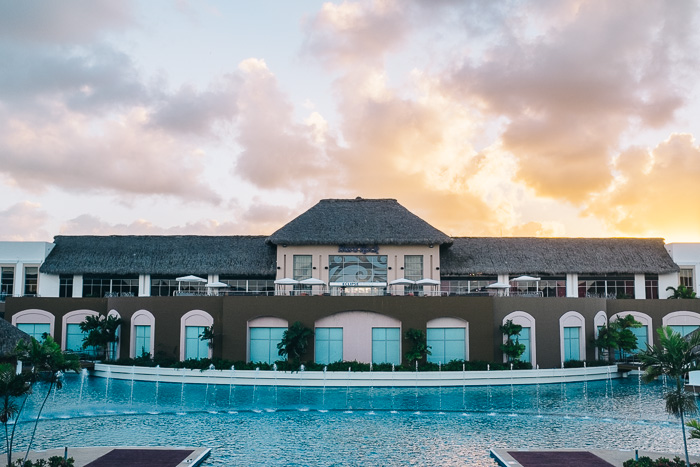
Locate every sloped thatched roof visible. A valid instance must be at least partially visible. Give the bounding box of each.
[0,319,30,356]
[440,237,679,276]
[267,198,452,246]
[40,236,276,277]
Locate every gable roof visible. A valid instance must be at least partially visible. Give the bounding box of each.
[40,236,276,277]
[267,198,452,246]
[440,237,679,276]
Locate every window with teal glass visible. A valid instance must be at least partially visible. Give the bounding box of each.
[427,328,465,363]
[315,327,343,364]
[517,327,531,363]
[16,323,50,342]
[185,326,209,360]
[669,325,699,337]
[249,327,286,364]
[372,327,400,365]
[563,326,580,361]
[134,325,151,357]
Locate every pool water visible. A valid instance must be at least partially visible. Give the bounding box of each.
[9,373,700,466]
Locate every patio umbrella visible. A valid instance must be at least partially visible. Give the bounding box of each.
[205,281,229,288]
[176,275,206,291]
[416,278,441,286]
[274,278,299,285]
[389,278,416,286]
[300,278,326,286]
[510,275,541,282]
[486,282,511,289]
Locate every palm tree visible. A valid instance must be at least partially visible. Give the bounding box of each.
[666,285,697,299]
[277,322,313,367]
[638,326,700,466]
[0,363,31,467]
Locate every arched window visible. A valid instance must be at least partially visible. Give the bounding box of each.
[426,317,469,364]
[12,309,55,341]
[611,311,653,355]
[663,311,700,337]
[502,311,536,366]
[107,309,121,360]
[593,311,607,360]
[130,309,156,358]
[180,310,213,361]
[248,316,288,364]
[62,310,99,355]
[559,311,586,364]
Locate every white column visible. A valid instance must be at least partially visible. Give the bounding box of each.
[72,274,83,298]
[139,274,151,297]
[634,273,646,299]
[566,273,578,297]
[14,262,23,297]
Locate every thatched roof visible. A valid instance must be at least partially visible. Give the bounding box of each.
[0,319,30,356]
[267,198,452,246]
[40,236,276,277]
[440,237,679,276]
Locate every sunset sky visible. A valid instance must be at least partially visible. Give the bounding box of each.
[1,0,699,243]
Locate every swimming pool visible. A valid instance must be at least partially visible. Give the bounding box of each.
[10,373,698,466]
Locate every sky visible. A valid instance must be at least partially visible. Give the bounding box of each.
[1,0,700,243]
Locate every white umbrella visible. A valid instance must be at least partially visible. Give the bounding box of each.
[274,278,299,285]
[416,278,441,286]
[389,278,416,286]
[486,282,511,289]
[176,275,206,282]
[300,278,326,286]
[510,275,541,282]
[205,281,229,288]
[176,275,206,291]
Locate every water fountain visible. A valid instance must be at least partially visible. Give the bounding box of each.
[9,363,695,467]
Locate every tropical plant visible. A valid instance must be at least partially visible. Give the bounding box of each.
[593,314,642,362]
[199,326,215,349]
[0,363,31,467]
[14,336,80,464]
[639,326,700,467]
[404,329,431,366]
[667,284,697,299]
[499,320,526,363]
[78,314,123,361]
[277,322,313,366]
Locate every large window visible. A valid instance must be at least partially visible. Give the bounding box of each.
[152,276,205,297]
[440,276,496,296]
[371,327,400,365]
[134,325,151,357]
[670,325,699,337]
[16,323,50,342]
[510,276,565,297]
[315,327,343,364]
[578,276,635,299]
[59,275,74,298]
[404,255,423,295]
[83,275,139,297]
[329,255,388,284]
[645,274,659,299]
[250,327,286,364]
[184,326,209,360]
[65,323,88,353]
[24,267,38,296]
[427,328,465,364]
[680,268,695,292]
[563,327,580,361]
[1,266,14,299]
[517,327,531,363]
[219,277,275,296]
[294,255,312,293]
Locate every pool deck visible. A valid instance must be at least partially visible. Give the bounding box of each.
[23,446,210,467]
[491,448,700,466]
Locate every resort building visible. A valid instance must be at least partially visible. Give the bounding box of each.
[3,197,700,369]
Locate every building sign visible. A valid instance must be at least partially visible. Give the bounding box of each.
[338,245,379,254]
[329,282,388,288]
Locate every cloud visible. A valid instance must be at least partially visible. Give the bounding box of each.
[586,133,700,240]
[446,0,697,201]
[0,202,51,241]
[0,0,134,44]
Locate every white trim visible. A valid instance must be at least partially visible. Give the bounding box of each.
[130,309,156,358]
[662,310,700,328]
[179,309,214,361]
[502,311,536,367]
[427,317,470,362]
[61,309,99,351]
[11,309,56,337]
[559,311,586,365]
[611,311,653,351]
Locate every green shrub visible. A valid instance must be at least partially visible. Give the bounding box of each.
[623,455,699,466]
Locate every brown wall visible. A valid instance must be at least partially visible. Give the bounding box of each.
[6,295,700,368]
